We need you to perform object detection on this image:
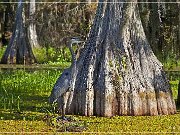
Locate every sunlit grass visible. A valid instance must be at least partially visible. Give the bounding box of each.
[0,69,180,133]
[0,69,62,112]
[79,113,180,132]
[0,119,55,133]
[0,112,180,133]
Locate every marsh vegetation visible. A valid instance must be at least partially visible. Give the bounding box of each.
[0,68,180,133]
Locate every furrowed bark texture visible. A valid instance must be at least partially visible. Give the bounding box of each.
[57,0,176,116]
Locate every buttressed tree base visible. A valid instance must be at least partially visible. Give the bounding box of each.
[53,0,176,116]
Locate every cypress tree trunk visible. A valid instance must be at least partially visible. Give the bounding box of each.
[1,0,36,64]
[138,0,167,58]
[2,0,11,46]
[28,0,40,49]
[147,2,162,56]
[52,0,176,116]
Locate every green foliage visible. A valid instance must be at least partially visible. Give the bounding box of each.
[0,111,180,133]
[0,69,62,113]
[0,45,72,65]
[170,81,179,100]
[1,90,21,112]
[167,71,180,100]
[33,48,47,63]
[79,114,180,133]
[0,46,6,60]
[0,69,180,133]
[33,47,72,65]
[161,53,179,70]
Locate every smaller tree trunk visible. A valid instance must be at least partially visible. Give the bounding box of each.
[1,0,36,64]
[2,1,12,46]
[28,0,40,49]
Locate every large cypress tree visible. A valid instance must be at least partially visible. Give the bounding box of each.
[50,0,176,116]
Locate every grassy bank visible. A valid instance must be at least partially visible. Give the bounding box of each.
[0,69,62,112]
[0,69,60,133]
[0,69,180,133]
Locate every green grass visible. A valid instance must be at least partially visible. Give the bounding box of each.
[80,114,180,133]
[2,45,180,70]
[0,69,180,133]
[0,69,61,133]
[0,112,180,133]
[0,46,72,66]
[0,69,62,113]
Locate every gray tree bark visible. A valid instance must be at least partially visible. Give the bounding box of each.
[51,0,176,116]
[1,0,36,64]
[28,0,40,49]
